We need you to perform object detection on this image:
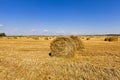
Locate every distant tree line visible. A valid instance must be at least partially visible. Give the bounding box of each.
[0,33,6,36]
[80,34,120,36]
[106,34,120,36]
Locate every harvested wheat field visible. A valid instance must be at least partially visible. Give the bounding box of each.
[0,36,120,80]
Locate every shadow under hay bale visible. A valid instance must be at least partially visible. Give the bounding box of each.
[49,53,54,57]
[50,36,84,58]
[86,37,90,40]
[104,37,109,41]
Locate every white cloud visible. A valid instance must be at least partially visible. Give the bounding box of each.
[31,29,36,32]
[71,32,78,35]
[0,24,4,27]
[43,29,48,32]
[59,30,65,33]
[13,27,19,31]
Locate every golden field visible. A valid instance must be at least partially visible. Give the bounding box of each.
[0,36,120,80]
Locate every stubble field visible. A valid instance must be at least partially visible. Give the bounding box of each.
[0,36,120,80]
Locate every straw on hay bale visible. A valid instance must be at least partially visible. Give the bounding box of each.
[50,36,84,57]
[70,36,84,51]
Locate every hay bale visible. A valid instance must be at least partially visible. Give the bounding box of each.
[104,37,109,41]
[108,37,118,41]
[13,37,18,39]
[44,37,49,40]
[32,37,39,40]
[50,36,84,57]
[86,37,90,40]
[49,37,52,39]
[104,37,118,42]
[70,36,84,51]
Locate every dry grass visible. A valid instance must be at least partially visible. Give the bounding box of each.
[0,36,120,80]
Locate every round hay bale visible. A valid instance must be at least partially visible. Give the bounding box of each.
[50,36,84,57]
[86,37,90,40]
[70,36,84,51]
[108,37,118,41]
[104,37,118,42]
[44,37,49,40]
[104,37,109,41]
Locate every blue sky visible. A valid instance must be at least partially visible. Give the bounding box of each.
[0,0,120,35]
